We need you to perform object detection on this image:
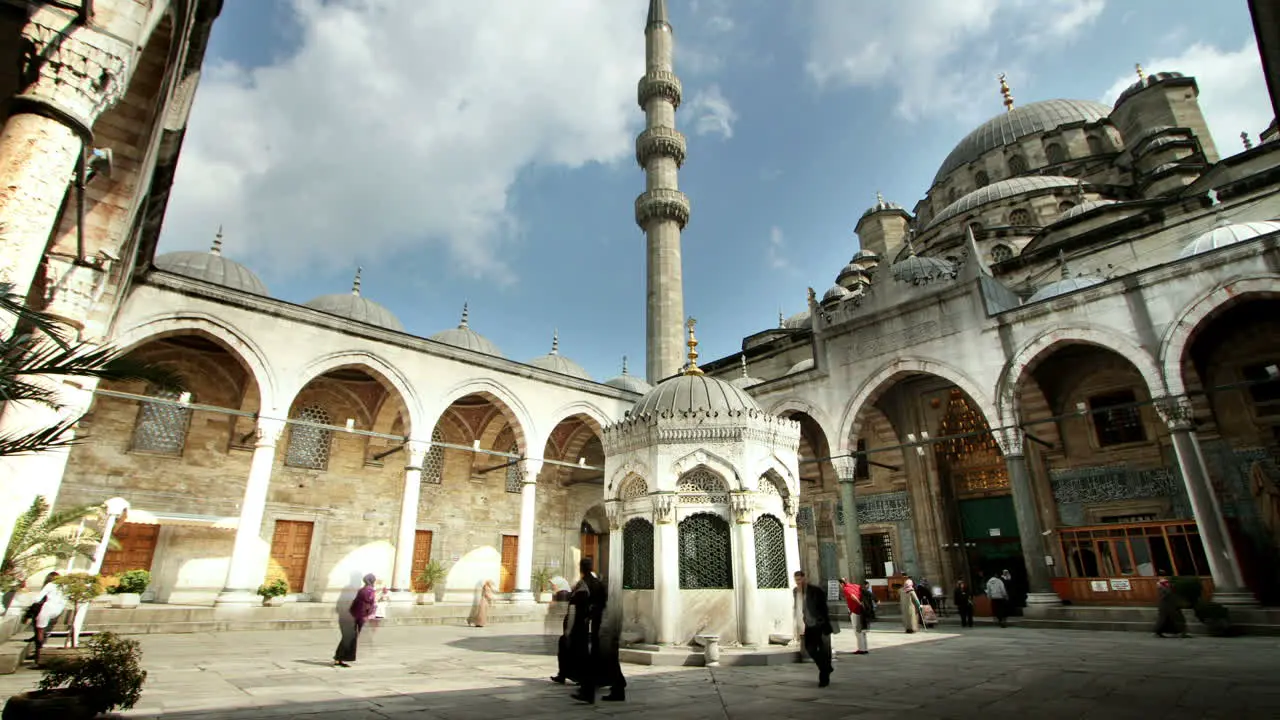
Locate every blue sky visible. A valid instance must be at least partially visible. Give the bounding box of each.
[157,0,1272,383]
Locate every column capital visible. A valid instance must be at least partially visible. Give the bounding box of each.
[404,439,430,470]
[604,499,622,531]
[996,428,1026,457]
[18,10,134,135]
[254,417,287,448]
[521,458,543,484]
[1156,397,1195,431]
[730,491,756,524]
[831,456,857,483]
[652,492,676,524]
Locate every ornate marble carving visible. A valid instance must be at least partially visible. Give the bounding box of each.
[1155,397,1195,430]
[652,492,676,523]
[850,321,939,361]
[20,14,132,128]
[997,428,1025,457]
[730,492,755,524]
[637,70,683,109]
[634,188,691,230]
[255,418,287,448]
[41,258,109,337]
[604,500,622,531]
[636,126,687,168]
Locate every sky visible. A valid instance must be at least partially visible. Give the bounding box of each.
[156,0,1274,383]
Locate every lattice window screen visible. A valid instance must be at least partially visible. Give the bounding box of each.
[286,405,332,470]
[131,386,191,456]
[758,477,781,497]
[678,513,733,589]
[622,518,655,590]
[621,476,649,500]
[753,514,788,589]
[422,427,444,484]
[992,244,1014,263]
[677,468,729,504]
[505,443,522,493]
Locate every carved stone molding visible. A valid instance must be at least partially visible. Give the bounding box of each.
[637,70,683,109]
[635,188,691,230]
[730,492,756,524]
[831,457,857,483]
[652,493,676,524]
[1155,397,1195,430]
[604,500,622,531]
[636,126,687,168]
[41,257,108,339]
[997,428,1025,457]
[20,13,133,130]
[403,440,430,471]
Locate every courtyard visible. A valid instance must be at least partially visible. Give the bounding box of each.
[2,621,1277,719]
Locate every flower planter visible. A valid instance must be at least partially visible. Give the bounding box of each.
[263,596,286,607]
[417,592,435,605]
[110,593,141,609]
[536,592,550,604]
[2,689,95,720]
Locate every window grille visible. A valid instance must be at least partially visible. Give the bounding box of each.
[131,386,191,456]
[1008,155,1028,174]
[753,514,787,589]
[1045,144,1067,164]
[1089,390,1146,447]
[677,468,729,504]
[1058,200,1076,213]
[679,513,733,589]
[862,532,894,579]
[974,170,989,188]
[622,518,655,589]
[758,477,781,496]
[286,405,332,470]
[505,443,523,493]
[423,427,444,484]
[1008,208,1032,226]
[621,475,649,500]
[991,244,1014,263]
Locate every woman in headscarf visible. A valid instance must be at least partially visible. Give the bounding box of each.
[334,573,378,667]
[899,576,921,634]
[468,579,496,627]
[1153,577,1190,638]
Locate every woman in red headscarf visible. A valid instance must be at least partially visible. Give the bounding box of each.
[1153,577,1189,638]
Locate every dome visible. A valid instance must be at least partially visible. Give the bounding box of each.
[860,191,905,219]
[604,357,652,394]
[631,373,761,418]
[1115,71,1185,107]
[1179,219,1280,259]
[852,248,881,266]
[528,331,592,380]
[729,355,764,390]
[1057,199,1117,223]
[430,304,504,357]
[929,175,1082,229]
[933,99,1112,185]
[787,358,815,374]
[154,232,268,296]
[822,284,851,304]
[303,269,404,332]
[892,253,956,285]
[836,262,868,286]
[783,309,811,330]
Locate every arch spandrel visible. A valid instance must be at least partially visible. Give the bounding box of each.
[765,397,838,443]
[425,378,537,458]
[608,458,652,498]
[286,350,423,437]
[1159,277,1280,398]
[670,449,740,490]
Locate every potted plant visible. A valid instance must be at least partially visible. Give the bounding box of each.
[2,631,147,720]
[107,569,150,609]
[256,577,289,607]
[416,560,448,604]
[531,567,553,603]
[53,574,102,651]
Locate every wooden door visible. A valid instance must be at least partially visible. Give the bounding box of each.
[410,530,434,592]
[581,533,598,574]
[499,535,519,593]
[269,520,314,594]
[100,522,160,578]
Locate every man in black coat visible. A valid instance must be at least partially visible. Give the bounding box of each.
[569,558,625,704]
[793,570,834,687]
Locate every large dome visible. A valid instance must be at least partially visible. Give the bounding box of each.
[528,331,592,380]
[933,99,1112,185]
[430,304,504,357]
[303,269,403,332]
[154,233,268,296]
[630,372,761,418]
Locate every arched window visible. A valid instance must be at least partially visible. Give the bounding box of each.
[504,443,522,493]
[1008,155,1027,175]
[1087,135,1106,155]
[286,405,332,470]
[623,518,655,589]
[677,468,729,504]
[621,475,649,500]
[423,427,444,484]
[1045,144,1067,164]
[753,514,787,589]
[130,385,192,456]
[947,187,959,204]
[967,221,984,239]
[679,513,733,588]
[974,170,989,188]
[991,244,1014,263]
[1008,208,1032,226]
[1058,200,1076,213]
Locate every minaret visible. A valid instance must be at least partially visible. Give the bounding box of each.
[635,0,691,383]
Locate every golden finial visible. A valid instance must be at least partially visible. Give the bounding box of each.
[1242,131,1254,150]
[210,225,224,256]
[683,317,703,376]
[1135,63,1146,82]
[998,73,1014,111]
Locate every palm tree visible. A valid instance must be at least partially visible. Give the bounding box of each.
[0,281,183,457]
[1,496,107,600]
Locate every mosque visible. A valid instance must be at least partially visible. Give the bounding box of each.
[1,0,1280,646]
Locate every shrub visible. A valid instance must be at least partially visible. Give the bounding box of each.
[109,569,150,595]
[256,578,289,601]
[417,560,448,592]
[531,567,553,594]
[37,631,147,714]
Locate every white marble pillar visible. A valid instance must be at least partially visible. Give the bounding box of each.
[1158,399,1252,605]
[783,499,802,579]
[604,500,625,633]
[999,430,1057,604]
[216,417,285,606]
[390,439,428,603]
[731,493,761,647]
[512,459,543,603]
[652,492,680,645]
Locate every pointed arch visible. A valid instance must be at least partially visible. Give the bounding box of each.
[543,400,611,438]
[428,378,535,457]
[289,350,423,436]
[608,458,652,497]
[753,454,798,497]
[765,397,837,442]
[1160,276,1280,398]
[670,449,739,490]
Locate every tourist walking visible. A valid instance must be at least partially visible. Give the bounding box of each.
[839,577,870,655]
[794,570,834,687]
[954,580,975,628]
[26,571,65,665]
[468,579,495,627]
[1153,577,1190,638]
[899,577,921,633]
[334,573,377,667]
[569,558,615,704]
[986,572,1010,628]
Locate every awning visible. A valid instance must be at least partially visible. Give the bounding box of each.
[124,509,239,530]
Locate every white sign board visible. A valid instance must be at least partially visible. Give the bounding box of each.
[1089,580,1109,592]
[1109,579,1132,591]
[988,528,1002,537]
[827,580,841,601]
[884,561,895,577]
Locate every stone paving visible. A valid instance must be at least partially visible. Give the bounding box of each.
[2,619,1279,719]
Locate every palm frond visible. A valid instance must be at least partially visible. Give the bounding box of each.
[0,283,70,349]
[2,339,183,390]
[0,418,84,458]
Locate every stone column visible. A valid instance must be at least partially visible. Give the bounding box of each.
[512,459,543,603]
[652,492,680,644]
[1158,399,1253,605]
[390,439,429,603]
[216,417,286,606]
[832,457,864,584]
[1000,430,1057,604]
[0,10,131,317]
[731,492,761,647]
[604,500,625,637]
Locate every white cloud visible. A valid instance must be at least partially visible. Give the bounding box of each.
[767,226,791,271]
[804,0,1105,121]
[688,85,738,139]
[1101,39,1272,155]
[160,0,648,286]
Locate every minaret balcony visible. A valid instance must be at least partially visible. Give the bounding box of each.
[635,188,691,230]
[636,126,687,168]
[638,70,683,109]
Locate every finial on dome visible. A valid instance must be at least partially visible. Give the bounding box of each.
[209,226,225,257]
[621,355,630,376]
[1058,249,1070,280]
[458,302,470,328]
[905,227,919,256]
[1135,63,1146,82]
[740,354,749,379]
[998,73,1014,111]
[352,267,363,296]
[551,329,560,355]
[778,309,785,328]
[683,317,703,376]
[876,190,885,205]
[1075,179,1086,203]
[1242,131,1254,150]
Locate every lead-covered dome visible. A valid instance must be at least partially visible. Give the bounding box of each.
[303,268,404,332]
[933,99,1112,186]
[528,331,592,380]
[929,175,1082,229]
[604,357,652,394]
[892,253,956,285]
[154,231,268,296]
[631,373,761,418]
[1179,218,1280,259]
[430,303,504,357]
[1057,199,1117,223]
[729,355,764,390]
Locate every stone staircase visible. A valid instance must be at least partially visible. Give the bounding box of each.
[1021,604,1280,636]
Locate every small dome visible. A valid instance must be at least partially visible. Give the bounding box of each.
[861,191,905,219]
[631,373,761,418]
[303,268,403,332]
[836,262,868,286]
[729,355,764,390]
[929,175,1082,229]
[154,230,268,296]
[1027,275,1104,303]
[1057,199,1117,223]
[1179,219,1280,259]
[783,309,811,330]
[892,253,956,285]
[787,358,815,374]
[528,331,592,380]
[822,284,851,304]
[852,248,881,266]
[1115,71,1185,107]
[604,356,652,394]
[430,303,504,357]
